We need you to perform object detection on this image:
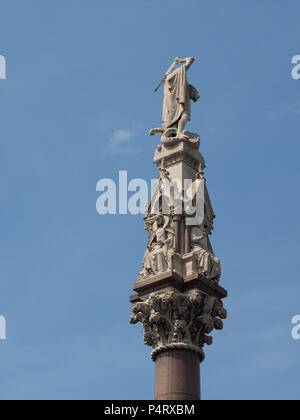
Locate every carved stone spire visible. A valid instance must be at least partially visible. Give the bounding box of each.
[130,57,227,400]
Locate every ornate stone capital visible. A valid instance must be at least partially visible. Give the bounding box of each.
[130,289,227,362]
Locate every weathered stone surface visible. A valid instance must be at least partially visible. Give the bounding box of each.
[130,289,227,362]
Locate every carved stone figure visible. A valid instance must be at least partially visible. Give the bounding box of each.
[150,57,200,146]
[141,215,175,278]
[191,226,221,281]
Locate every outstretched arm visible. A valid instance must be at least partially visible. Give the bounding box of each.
[175,57,195,70]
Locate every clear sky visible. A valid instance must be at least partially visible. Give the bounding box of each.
[0,0,299,400]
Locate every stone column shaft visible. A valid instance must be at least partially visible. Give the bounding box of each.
[173,216,181,254]
[155,350,200,400]
[184,223,191,254]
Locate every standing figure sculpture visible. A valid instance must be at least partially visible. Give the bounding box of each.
[150,57,200,145]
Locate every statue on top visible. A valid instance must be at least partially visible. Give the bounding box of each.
[150,57,200,146]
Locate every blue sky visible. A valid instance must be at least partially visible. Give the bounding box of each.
[0,0,299,400]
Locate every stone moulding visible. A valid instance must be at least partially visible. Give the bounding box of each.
[130,289,227,362]
[153,141,206,172]
[131,270,227,301]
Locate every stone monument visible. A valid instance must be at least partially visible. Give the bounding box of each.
[130,57,227,401]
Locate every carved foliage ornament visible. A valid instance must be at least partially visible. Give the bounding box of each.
[130,289,227,361]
